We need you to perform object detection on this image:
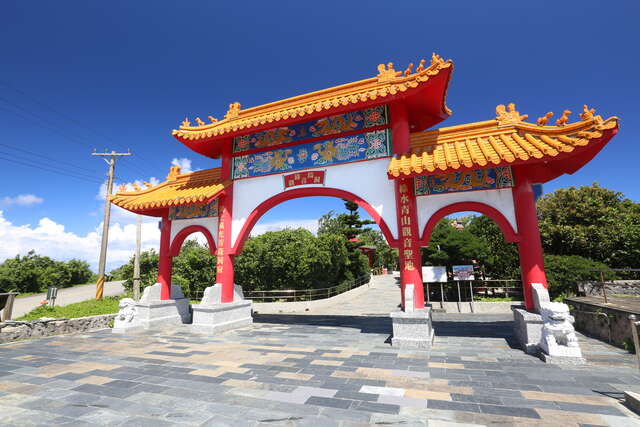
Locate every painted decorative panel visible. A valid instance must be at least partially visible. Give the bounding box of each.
[232,129,391,179]
[169,200,218,220]
[283,170,325,188]
[414,166,515,196]
[232,105,388,153]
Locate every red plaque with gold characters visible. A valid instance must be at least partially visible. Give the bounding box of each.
[282,170,325,189]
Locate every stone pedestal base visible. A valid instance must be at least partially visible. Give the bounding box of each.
[191,301,253,334]
[539,352,586,365]
[191,284,253,334]
[512,307,543,355]
[112,283,191,334]
[390,308,434,349]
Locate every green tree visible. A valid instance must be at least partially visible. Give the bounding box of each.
[234,228,345,292]
[537,183,640,268]
[357,228,398,270]
[111,248,160,292]
[0,251,94,293]
[466,215,520,279]
[421,218,486,268]
[172,240,216,298]
[65,259,93,285]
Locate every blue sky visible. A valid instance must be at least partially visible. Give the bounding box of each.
[0,1,637,270]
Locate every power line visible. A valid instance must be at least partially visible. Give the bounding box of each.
[0,104,144,182]
[0,81,168,175]
[0,148,104,181]
[0,142,98,175]
[0,155,103,184]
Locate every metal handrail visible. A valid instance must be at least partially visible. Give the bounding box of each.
[424,279,523,310]
[244,275,371,303]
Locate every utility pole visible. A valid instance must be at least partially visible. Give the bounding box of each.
[133,214,142,300]
[93,149,131,300]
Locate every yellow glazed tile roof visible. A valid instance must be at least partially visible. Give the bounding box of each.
[172,54,453,142]
[110,166,226,212]
[388,104,619,178]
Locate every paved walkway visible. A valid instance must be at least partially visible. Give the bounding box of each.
[9,281,125,318]
[0,275,639,426]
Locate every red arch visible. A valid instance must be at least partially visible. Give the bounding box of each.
[169,225,217,257]
[420,201,519,246]
[231,187,398,254]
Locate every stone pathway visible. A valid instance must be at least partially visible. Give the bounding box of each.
[0,275,639,426]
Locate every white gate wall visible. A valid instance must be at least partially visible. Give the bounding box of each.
[231,158,397,248]
[416,188,518,236]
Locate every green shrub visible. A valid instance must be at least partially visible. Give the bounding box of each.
[543,254,611,299]
[0,251,94,293]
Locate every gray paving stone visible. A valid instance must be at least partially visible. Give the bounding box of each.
[72,384,138,399]
[351,400,400,414]
[555,401,626,416]
[427,399,481,413]
[477,403,541,419]
[306,396,353,409]
[334,390,378,401]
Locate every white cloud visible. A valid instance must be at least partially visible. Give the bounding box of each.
[171,157,193,173]
[0,194,43,208]
[0,210,160,272]
[250,219,318,236]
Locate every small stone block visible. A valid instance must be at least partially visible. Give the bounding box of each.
[539,352,586,365]
[626,391,640,414]
[390,308,434,349]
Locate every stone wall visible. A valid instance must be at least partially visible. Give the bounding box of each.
[578,280,640,297]
[0,314,116,344]
[566,298,635,348]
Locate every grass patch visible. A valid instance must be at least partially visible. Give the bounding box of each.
[475,296,518,302]
[16,297,121,321]
[611,294,640,298]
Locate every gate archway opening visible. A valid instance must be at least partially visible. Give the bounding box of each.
[232,187,397,255]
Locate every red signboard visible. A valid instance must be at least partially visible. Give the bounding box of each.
[283,170,325,188]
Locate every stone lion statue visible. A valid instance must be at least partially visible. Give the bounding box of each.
[116,298,137,324]
[539,302,581,357]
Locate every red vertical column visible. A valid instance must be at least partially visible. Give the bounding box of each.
[216,189,235,303]
[389,101,424,309]
[216,143,235,303]
[512,170,547,310]
[395,179,425,309]
[158,214,173,300]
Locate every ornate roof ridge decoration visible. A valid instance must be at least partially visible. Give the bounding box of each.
[388,104,619,177]
[173,53,453,141]
[110,166,226,212]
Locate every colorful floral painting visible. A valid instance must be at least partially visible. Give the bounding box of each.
[232,105,388,153]
[414,166,515,196]
[232,129,391,179]
[169,200,218,220]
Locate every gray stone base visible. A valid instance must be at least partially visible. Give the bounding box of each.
[113,299,191,334]
[512,307,543,355]
[112,283,192,334]
[390,308,434,349]
[191,300,253,334]
[539,352,586,365]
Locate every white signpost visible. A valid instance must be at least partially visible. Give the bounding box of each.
[422,266,447,283]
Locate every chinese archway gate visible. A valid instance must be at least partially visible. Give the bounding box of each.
[111,54,619,346]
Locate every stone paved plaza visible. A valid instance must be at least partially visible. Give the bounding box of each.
[1,276,640,426]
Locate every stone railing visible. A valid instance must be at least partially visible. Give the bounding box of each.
[578,280,640,297]
[0,314,116,344]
